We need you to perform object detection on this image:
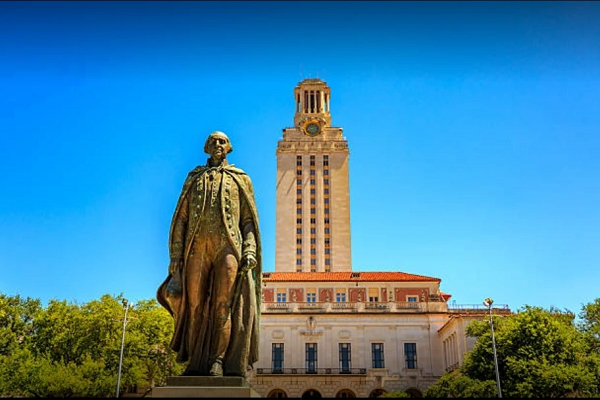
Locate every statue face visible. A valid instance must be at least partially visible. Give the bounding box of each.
[206,134,231,161]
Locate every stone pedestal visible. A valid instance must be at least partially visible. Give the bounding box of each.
[150,376,260,398]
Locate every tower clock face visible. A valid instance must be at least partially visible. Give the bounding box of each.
[305,122,320,136]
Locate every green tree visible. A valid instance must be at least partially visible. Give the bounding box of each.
[426,302,600,398]
[0,292,182,397]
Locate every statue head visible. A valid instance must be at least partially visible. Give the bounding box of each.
[204,131,233,161]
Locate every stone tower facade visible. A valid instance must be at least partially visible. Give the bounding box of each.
[275,79,352,273]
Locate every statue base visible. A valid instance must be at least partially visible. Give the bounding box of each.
[150,376,260,398]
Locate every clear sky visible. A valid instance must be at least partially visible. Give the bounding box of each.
[1,1,599,315]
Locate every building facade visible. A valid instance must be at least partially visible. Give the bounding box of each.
[247,79,509,398]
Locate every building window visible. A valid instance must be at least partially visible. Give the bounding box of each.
[368,288,379,303]
[311,228,316,234]
[310,259,316,265]
[404,343,417,369]
[296,238,302,244]
[307,292,316,303]
[325,238,330,245]
[310,170,315,175]
[324,248,330,254]
[325,259,331,265]
[324,218,330,224]
[306,343,318,373]
[310,238,316,244]
[296,259,302,265]
[310,179,315,185]
[297,169,302,175]
[310,248,316,255]
[324,208,329,214]
[297,189,302,194]
[310,218,316,224]
[311,189,316,195]
[324,179,329,185]
[336,291,346,302]
[272,343,284,372]
[324,169,329,175]
[339,343,351,373]
[324,198,329,203]
[407,296,418,302]
[297,198,302,204]
[372,343,385,368]
[297,209,302,214]
[296,228,302,234]
[311,198,315,204]
[296,218,302,224]
[296,249,302,255]
[277,292,287,303]
[297,179,302,185]
[324,228,330,234]
[324,189,329,194]
[311,208,316,214]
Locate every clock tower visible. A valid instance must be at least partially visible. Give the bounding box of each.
[275,79,352,272]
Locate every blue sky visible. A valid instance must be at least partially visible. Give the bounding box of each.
[1,1,599,315]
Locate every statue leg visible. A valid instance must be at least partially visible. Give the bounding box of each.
[209,246,238,376]
[184,252,211,375]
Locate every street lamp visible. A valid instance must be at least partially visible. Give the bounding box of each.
[484,298,502,398]
[116,299,132,398]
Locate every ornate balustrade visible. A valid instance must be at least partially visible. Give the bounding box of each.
[261,301,449,313]
[256,367,367,375]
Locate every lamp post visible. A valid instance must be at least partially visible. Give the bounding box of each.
[484,298,502,398]
[116,299,132,398]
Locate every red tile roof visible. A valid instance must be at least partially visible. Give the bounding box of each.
[262,271,440,282]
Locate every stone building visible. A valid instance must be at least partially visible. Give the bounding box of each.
[247,79,509,398]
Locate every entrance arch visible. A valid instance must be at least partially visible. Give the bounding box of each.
[302,388,323,399]
[267,388,289,398]
[336,388,356,398]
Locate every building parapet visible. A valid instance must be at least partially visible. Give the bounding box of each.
[256,367,367,376]
[261,301,449,314]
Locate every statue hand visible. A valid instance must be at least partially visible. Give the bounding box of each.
[240,254,257,275]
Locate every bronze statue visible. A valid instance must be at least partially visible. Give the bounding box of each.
[157,131,261,377]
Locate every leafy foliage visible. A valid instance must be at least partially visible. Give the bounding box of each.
[426,301,600,398]
[0,292,183,397]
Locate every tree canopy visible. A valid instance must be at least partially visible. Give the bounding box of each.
[425,300,600,398]
[0,292,183,397]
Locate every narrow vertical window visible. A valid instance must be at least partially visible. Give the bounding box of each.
[404,343,417,369]
[306,343,318,373]
[339,343,351,373]
[272,343,284,373]
[372,343,385,368]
